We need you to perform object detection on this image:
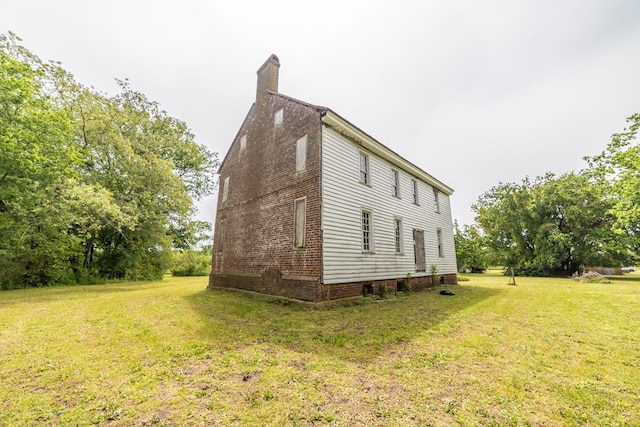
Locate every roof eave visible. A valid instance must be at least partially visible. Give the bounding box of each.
[320,110,454,195]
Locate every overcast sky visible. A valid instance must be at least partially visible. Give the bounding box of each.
[2,0,639,227]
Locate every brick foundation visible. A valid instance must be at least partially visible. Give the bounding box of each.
[208,271,458,303]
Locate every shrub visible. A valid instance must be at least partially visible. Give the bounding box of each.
[571,271,611,284]
[171,251,210,276]
[379,283,388,298]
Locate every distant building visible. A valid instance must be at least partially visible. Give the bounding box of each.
[209,55,457,302]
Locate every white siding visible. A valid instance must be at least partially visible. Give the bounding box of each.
[321,126,457,284]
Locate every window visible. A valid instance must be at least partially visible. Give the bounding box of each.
[274,108,283,126]
[240,134,247,151]
[437,228,444,257]
[222,176,230,202]
[412,179,419,204]
[296,135,307,173]
[433,188,440,213]
[217,220,225,253]
[361,210,373,252]
[394,218,402,254]
[294,198,306,248]
[391,169,400,197]
[359,152,370,184]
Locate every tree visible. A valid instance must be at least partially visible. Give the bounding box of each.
[0,33,218,288]
[586,113,640,262]
[454,222,489,273]
[0,35,82,287]
[473,172,627,276]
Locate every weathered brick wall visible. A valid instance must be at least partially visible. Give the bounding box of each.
[209,93,324,300]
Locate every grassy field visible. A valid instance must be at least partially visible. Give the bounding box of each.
[1,273,639,426]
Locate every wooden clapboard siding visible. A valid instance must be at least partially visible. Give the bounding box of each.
[321,125,457,285]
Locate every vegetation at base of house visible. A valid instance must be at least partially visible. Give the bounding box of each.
[0,33,218,289]
[2,273,639,426]
[457,113,639,277]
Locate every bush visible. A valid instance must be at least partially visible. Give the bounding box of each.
[571,271,611,284]
[171,251,210,276]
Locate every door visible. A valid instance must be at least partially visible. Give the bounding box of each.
[413,229,426,272]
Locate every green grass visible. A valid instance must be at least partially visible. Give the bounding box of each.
[1,273,640,426]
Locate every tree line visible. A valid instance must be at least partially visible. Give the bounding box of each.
[456,113,639,276]
[0,33,218,289]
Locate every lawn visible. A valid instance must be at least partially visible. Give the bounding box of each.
[1,273,639,426]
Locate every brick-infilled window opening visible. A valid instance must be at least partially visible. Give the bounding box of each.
[222,176,230,202]
[412,179,419,204]
[296,135,307,173]
[217,220,225,252]
[274,108,283,126]
[362,210,372,251]
[391,169,399,197]
[359,152,370,185]
[294,197,306,248]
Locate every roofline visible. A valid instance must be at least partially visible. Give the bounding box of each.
[320,110,454,195]
[217,104,256,173]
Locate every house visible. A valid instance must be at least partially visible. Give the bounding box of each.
[209,55,457,303]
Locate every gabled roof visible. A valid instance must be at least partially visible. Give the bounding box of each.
[218,91,453,195]
[268,92,454,195]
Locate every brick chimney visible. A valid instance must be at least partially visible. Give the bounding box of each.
[256,54,280,106]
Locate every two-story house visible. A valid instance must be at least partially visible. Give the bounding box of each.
[209,55,457,303]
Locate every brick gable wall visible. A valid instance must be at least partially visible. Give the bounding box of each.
[209,94,323,300]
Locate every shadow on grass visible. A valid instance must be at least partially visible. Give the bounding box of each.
[184,284,503,362]
[607,275,640,283]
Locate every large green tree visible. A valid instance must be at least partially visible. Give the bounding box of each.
[0,33,218,288]
[454,222,489,273]
[586,113,640,260]
[473,172,628,276]
[0,36,84,287]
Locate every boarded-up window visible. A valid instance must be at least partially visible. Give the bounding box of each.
[391,169,399,197]
[359,152,370,184]
[437,228,444,257]
[362,210,373,251]
[412,179,419,204]
[274,108,283,126]
[222,176,229,202]
[217,220,225,253]
[394,218,402,254]
[413,229,426,272]
[296,135,307,172]
[433,188,440,213]
[294,198,306,248]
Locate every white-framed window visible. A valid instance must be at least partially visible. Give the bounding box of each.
[361,210,373,252]
[240,134,247,152]
[391,169,400,197]
[359,152,370,185]
[437,228,444,257]
[294,197,306,248]
[394,218,402,254]
[274,108,283,126]
[412,179,419,205]
[433,188,440,213]
[296,135,307,173]
[222,176,230,202]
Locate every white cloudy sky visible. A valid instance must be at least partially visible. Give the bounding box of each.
[2,0,639,226]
